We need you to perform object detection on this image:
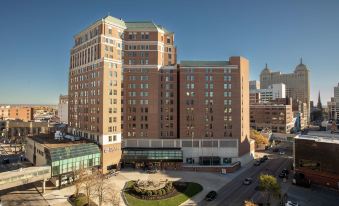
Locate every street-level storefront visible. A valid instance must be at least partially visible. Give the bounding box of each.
[122,148,183,169]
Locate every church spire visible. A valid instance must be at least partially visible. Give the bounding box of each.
[317,91,323,111]
[300,57,303,65]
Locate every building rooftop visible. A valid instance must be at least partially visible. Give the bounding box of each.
[296,131,339,144]
[103,15,126,28]
[75,15,173,38]
[30,134,94,149]
[180,60,230,67]
[125,21,172,33]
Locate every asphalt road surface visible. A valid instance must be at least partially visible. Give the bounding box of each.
[200,153,292,206]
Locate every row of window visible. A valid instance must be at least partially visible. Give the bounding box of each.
[128,83,149,89]
[127,100,149,105]
[185,68,232,74]
[128,91,149,97]
[128,75,149,81]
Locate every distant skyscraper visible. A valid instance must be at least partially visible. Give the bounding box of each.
[260,59,310,122]
[249,80,260,90]
[250,83,286,103]
[57,95,68,124]
[317,91,323,111]
[327,83,339,121]
[334,83,339,102]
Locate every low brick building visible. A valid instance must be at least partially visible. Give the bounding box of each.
[294,133,339,189]
[0,106,33,121]
[250,103,294,133]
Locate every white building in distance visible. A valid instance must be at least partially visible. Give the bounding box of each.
[57,95,68,124]
[250,83,286,103]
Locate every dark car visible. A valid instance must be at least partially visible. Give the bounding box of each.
[2,158,10,164]
[146,169,157,174]
[273,148,279,152]
[259,158,266,163]
[254,161,261,166]
[205,191,217,201]
[243,178,253,185]
[282,169,289,175]
[263,155,268,160]
[279,172,287,178]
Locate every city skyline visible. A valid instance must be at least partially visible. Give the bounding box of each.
[1,0,339,104]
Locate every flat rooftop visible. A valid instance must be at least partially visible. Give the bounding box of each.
[296,130,339,144]
[30,134,94,149]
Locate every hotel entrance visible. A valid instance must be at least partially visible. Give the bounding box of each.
[122,148,183,170]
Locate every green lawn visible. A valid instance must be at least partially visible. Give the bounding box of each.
[124,182,203,206]
[74,195,88,206]
[74,195,97,206]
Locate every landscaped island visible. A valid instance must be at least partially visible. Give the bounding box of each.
[123,179,203,206]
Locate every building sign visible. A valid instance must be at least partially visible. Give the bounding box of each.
[103,144,121,153]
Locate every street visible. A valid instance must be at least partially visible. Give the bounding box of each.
[200,152,292,206]
[199,141,339,206]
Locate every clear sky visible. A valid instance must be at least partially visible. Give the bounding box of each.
[0,0,338,105]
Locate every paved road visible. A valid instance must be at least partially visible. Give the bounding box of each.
[0,183,49,206]
[200,153,292,206]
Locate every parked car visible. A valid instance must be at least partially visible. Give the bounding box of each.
[279,151,286,155]
[205,191,217,201]
[106,169,119,178]
[286,201,299,206]
[2,158,10,164]
[146,169,157,174]
[243,178,253,185]
[273,148,279,152]
[254,161,261,166]
[262,155,268,160]
[293,172,311,187]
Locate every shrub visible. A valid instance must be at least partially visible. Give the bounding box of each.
[146,190,152,196]
[157,189,163,196]
[134,187,141,194]
[140,189,146,195]
[167,182,173,188]
[152,190,158,196]
[161,188,166,195]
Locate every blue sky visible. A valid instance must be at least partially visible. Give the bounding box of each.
[0,0,338,104]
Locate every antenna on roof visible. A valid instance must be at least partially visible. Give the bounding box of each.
[265,63,268,69]
[300,57,303,64]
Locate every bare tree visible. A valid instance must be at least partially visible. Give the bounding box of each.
[73,167,87,197]
[108,188,120,206]
[82,171,97,206]
[94,173,111,206]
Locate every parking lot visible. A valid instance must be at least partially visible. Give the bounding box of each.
[0,142,30,173]
[281,177,339,206]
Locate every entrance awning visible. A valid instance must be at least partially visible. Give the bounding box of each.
[122,148,183,162]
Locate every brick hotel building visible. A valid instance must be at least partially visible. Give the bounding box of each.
[68,16,253,173]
